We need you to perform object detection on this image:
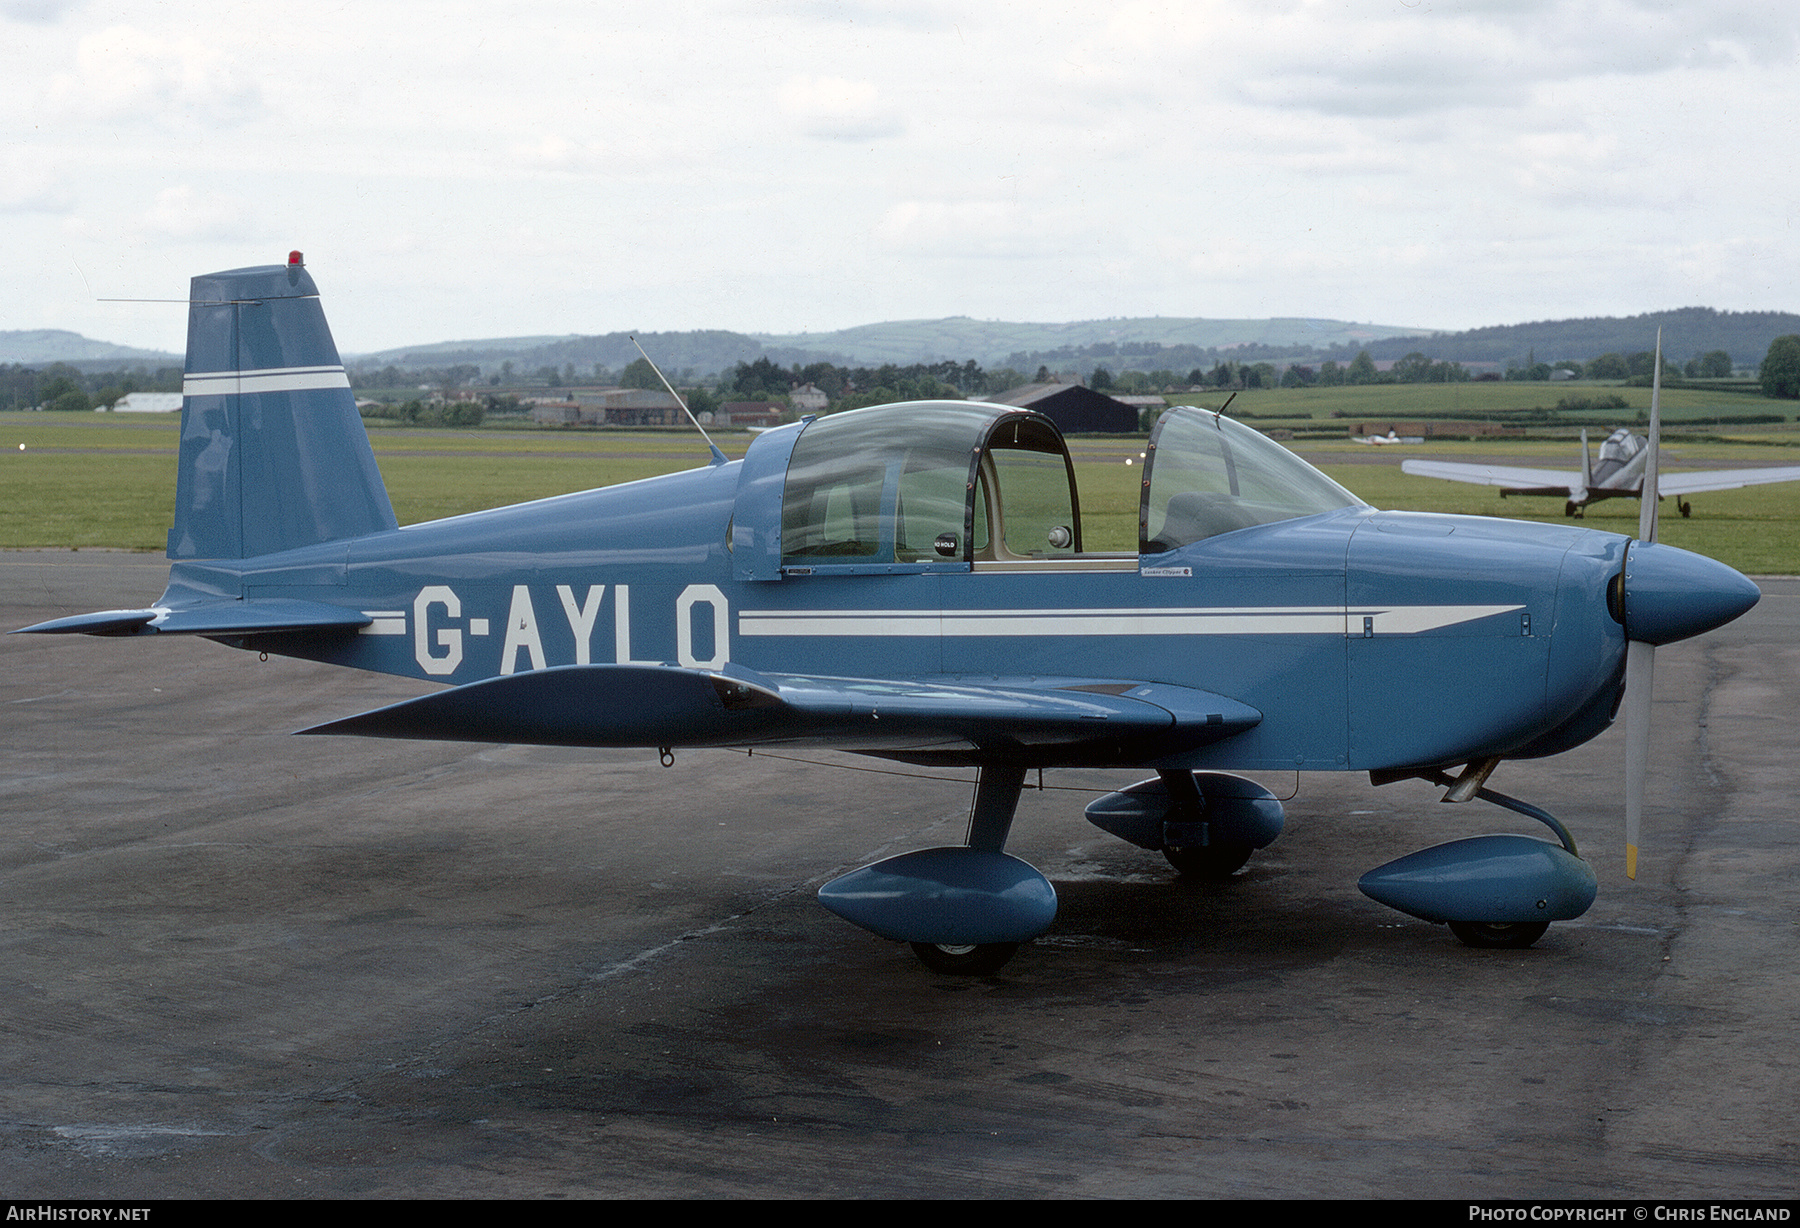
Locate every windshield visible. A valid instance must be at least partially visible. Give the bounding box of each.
[1141,409,1365,551]
[1599,428,1643,466]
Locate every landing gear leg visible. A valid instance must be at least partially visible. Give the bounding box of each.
[817,764,1054,972]
[965,763,1026,853]
[1158,769,1254,880]
[908,765,1031,975]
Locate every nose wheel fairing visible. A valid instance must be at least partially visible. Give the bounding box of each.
[1359,769,1596,944]
[1358,835,1597,928]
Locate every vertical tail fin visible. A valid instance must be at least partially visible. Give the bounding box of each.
[169,256,397,560]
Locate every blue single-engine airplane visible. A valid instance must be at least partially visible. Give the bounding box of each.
[16,256,1764,974]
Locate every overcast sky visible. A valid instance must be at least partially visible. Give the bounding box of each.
[3,0,1795,356]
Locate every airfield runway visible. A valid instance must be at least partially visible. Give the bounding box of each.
[2,551,1796,1199]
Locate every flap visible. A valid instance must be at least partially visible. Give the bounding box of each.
[299,663,1261,766]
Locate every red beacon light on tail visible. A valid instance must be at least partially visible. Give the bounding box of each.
[288,250,304,266]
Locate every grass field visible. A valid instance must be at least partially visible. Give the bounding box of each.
[7,404,1799,572]
[1168,381,1800,433]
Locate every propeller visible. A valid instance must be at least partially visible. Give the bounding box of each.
[1608,340,1759,883]
[1623,330,1663,880]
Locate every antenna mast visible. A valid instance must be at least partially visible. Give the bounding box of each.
[630,337,728,467]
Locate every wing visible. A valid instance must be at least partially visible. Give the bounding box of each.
[298,663,1262,768]
[1400,459,1577,495]
[1657,466,1800,497]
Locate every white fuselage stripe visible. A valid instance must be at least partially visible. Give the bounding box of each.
[183,366,351,396]
[359,610,408,636]
[738,605,1522,638]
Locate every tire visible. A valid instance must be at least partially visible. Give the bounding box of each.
[909,941,1021,975]
[1163,842,1254,880]
[1449,920,1549,949]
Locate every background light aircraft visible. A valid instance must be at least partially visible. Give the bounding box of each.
[16,257,1762,975]
[1402,427,1800,518]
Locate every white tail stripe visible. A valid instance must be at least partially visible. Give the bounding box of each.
[183,366,351,395]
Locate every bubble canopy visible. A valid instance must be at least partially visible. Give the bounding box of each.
[779,401,1082,571]
[749,400,1364,577]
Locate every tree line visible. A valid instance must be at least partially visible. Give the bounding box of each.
[12,334,1797,418]
[1,363,182,411]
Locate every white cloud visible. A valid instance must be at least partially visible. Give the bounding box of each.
[2,0,83,21]
[1,0,1796,347]
[772,0,975,33]
[0,151,76,213]
[777,75,904,140]
[50,24,263,126]
[134,185,253,242]
[873,199,1040,258]
[507,129,711,175]
[1102,0,1799,119]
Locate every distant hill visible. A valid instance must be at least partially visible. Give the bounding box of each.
[350,335,586,363]
[0,330,179,368]
[1360,307,1800,369]
[14,306,1797,382]
[344,316,1431,379]
[747,316,1430,368]
[348,330,769,379]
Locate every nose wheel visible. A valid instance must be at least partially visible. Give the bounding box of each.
[1448,920,1550,949]
[910,942,1021,975]
[1163,841,1254,880]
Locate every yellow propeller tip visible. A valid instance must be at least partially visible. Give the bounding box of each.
[1626,844,1639,880]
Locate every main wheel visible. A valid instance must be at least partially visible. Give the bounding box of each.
[1449,920,1549,949]
[1163,841,1254,880]
[909,941,1020,975]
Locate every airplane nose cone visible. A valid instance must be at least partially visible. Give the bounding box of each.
[1622,541,1761,645]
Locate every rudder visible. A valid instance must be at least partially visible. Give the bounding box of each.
[170,255,397,559]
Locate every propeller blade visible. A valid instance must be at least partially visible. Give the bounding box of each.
[1623,639,1655,880]
[1625,328,1664,880]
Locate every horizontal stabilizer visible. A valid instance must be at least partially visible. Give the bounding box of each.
[11,608,159,636]
[299,664,1261,764]
[15,599,370,637]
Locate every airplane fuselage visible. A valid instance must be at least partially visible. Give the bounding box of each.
[176,444,1630,776]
